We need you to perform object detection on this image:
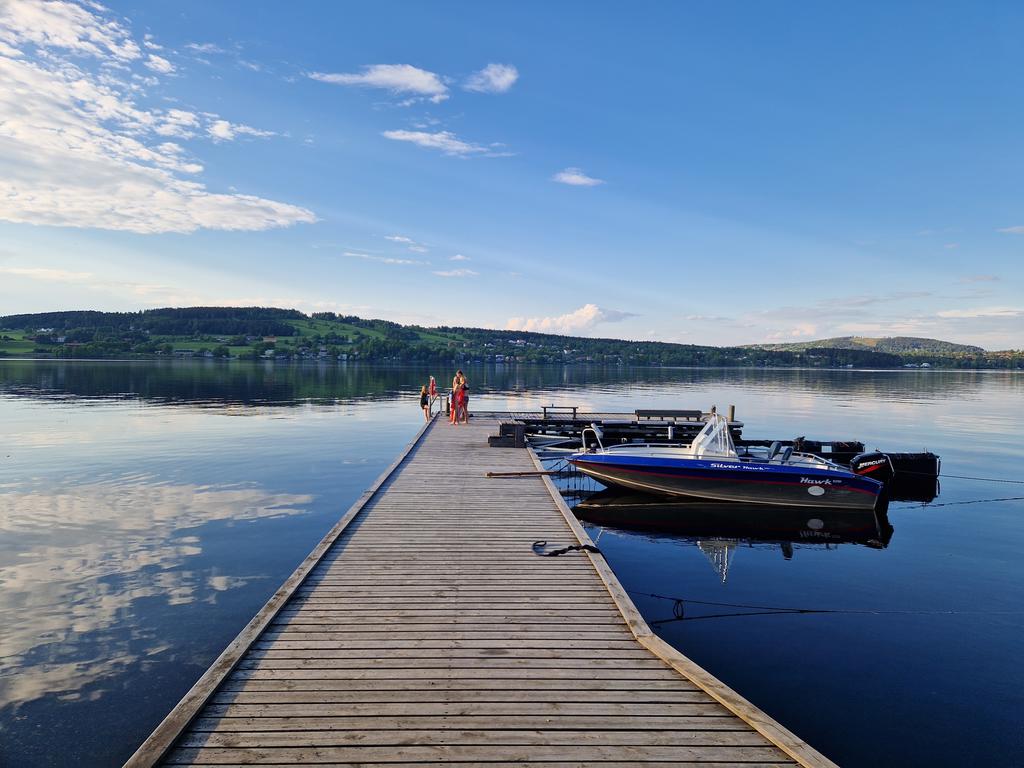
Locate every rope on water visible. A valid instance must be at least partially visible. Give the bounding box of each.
[627,589,1024,624]
[532,540,602,557]
[890,495,1024,510]
[896,468,1024,484]
[942,473,1024,485]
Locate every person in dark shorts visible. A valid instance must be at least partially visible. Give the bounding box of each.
[419,385,430,421]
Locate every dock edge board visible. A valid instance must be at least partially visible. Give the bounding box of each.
[527,446,838,768]
[122,414,439,768]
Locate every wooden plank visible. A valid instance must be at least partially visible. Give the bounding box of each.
[165,765,790,768]
[199,702,728,718]
[165,744,788,764]
[234,658,672,671]
[218,678,702,693]
[207,696,708,708]
[242,651,651,663]
[177,728,772,748]
[189,714,745,733]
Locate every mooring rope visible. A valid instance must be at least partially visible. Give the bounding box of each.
[941,473,1024,484]
[895,467,1024,484]
[890,495,1024,510]
[628,589,1024,624]
[532,540,602,557]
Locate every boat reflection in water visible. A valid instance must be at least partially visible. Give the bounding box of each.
[572,490,895,582]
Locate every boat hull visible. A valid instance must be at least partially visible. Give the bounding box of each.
[569,453,883,510]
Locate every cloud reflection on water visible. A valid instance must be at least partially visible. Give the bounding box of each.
[0,480,312,710]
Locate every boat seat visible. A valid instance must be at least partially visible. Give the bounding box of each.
[767,441,782,460]
[779,446,794,464]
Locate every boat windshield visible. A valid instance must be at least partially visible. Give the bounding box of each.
[690,413,737,459]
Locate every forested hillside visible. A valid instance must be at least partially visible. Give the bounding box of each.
[747,336,986,355]
[1,308,1020,369]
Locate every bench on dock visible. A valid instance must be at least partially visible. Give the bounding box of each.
[634,409,704,422]
[541,404,578,420]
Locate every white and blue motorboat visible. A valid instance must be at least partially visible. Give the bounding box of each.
[568,412,885,510]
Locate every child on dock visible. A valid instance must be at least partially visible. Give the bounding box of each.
[419,385,430,421]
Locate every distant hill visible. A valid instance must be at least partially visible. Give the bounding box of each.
[745,336,986,355]
[0,308,1018,368]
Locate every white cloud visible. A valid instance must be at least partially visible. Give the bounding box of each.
[506,304,636,335]
[344,251,427,266]
[765,323,818,341]
[450,254,470,261]
[385,234,428,253]
[552,167,604,186]
[154,108,200,138]
[186,42,225,55]
[144,53,173,74]
[433,268,478,278]
[464,63,518,93]
[310,64,448,103]
[0,0,141,62]
[959,275,999,284]
[0,266,92,282]
[382,129,493,156]
[0,2,313,234]
[936,307,1023,319]
[997,226,1024,234]
[208,119,275,142]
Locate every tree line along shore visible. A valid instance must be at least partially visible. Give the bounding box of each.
[1,307,1020,369]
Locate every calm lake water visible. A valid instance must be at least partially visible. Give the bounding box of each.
[1,360,1021,766]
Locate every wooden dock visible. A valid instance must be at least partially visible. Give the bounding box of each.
[126,413,835,767]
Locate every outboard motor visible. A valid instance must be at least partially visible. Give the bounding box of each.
[850,452,895,483]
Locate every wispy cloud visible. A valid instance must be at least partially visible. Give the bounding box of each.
[506,304,637,335]
[144,54,174,74]
[310,64,448,103]
[464,63,518,93]
[0,266,92,282]
[450,254,470,261]
[385,234,429,253]
[936,307,1023,319]
[382,129,504,157]
[764,323,818,341]
[959,274,999,284]
[552,167,604,186]
[997,226,1024,234]
[0,1,314,234]
[186,42,226,55]
[0,0,141,61]
[344,251,427,266]
[208,119,275,142]
[433,268,478,278]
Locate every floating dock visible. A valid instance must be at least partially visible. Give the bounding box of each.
[127,412,835,767]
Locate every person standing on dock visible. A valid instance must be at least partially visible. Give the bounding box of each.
[450,370,466,425]
[419,385,430,421]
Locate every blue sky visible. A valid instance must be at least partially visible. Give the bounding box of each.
[0,1,1022,348]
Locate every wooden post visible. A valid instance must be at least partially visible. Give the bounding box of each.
[728,404,736,422]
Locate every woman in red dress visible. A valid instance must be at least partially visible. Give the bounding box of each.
[450,370,465,425]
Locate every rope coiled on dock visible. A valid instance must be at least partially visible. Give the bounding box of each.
[532,540,602,557]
